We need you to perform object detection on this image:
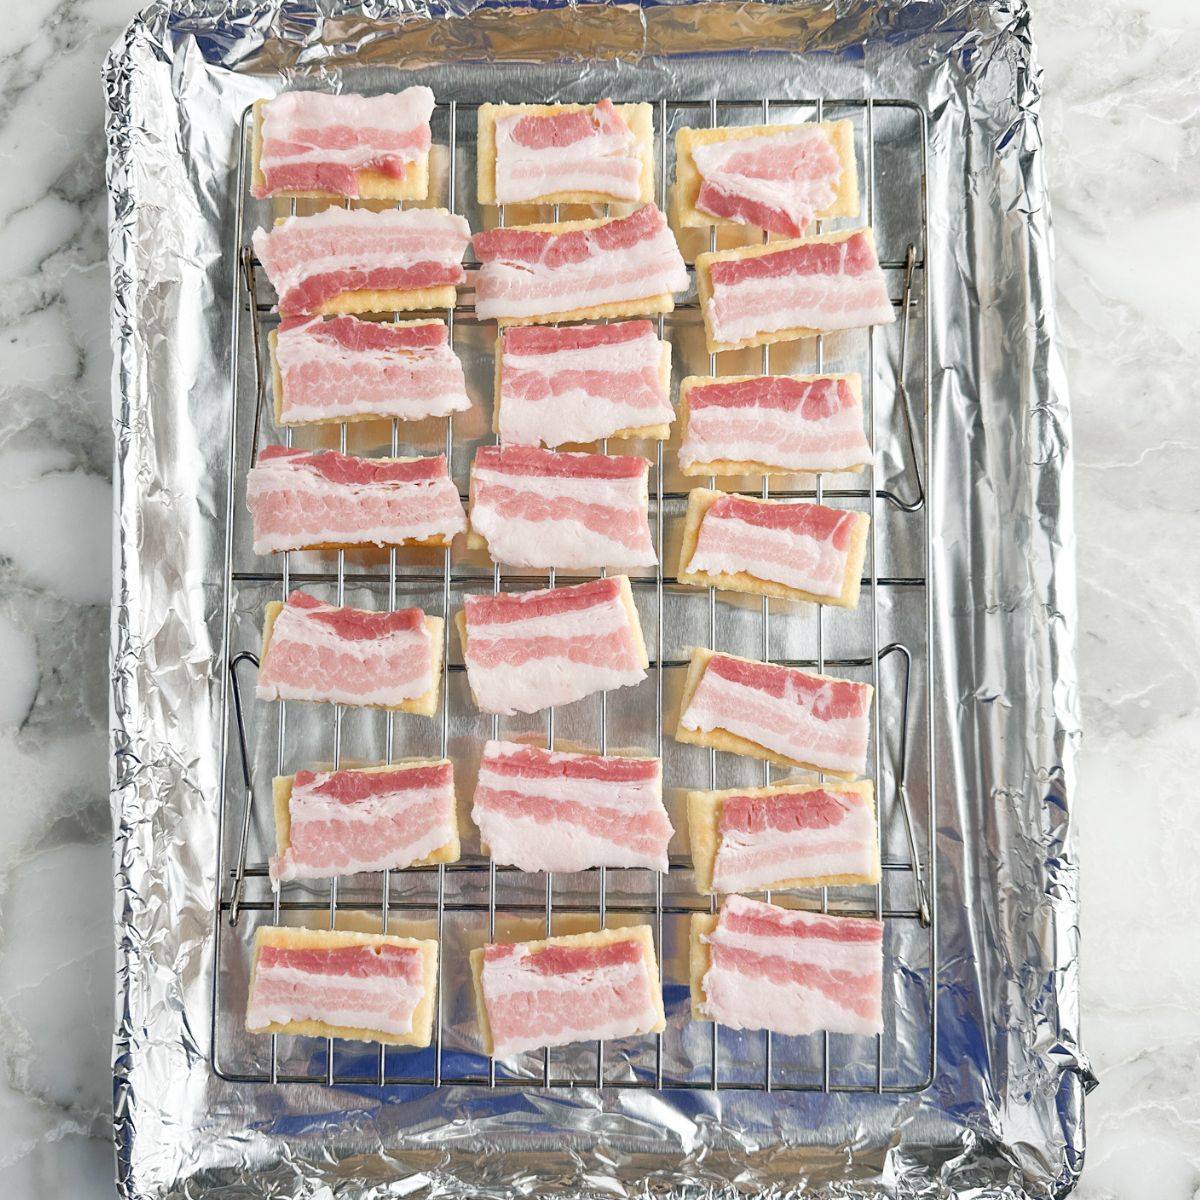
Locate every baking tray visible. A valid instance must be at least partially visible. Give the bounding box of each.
[107,3,1092,1197]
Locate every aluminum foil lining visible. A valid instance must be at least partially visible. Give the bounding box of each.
[107,2,1092,1197]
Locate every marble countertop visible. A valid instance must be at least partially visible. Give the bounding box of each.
[1,0,1193,1194]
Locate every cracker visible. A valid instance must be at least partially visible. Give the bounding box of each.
[457,575,647,678]
[313,284,458,317]
[464,461,656,563]
[468,944,495,1056]
[475,750,661,858]
[677,373,867,477]
[251,98,431,202]
[269,210,459,316]
[676,487,869,608]
[470,925,664,1056]
[464,458,482,552]
[615,575,650,669]
[482,214,678,326]
[493,335,674,443]
[688,913,718,1021]
[247,925,439,1045]
[255,451,458,551]
[674,646,868,778]
[261,601,444,716]
[476,102,654,207]
[272,761,460,870]
[498,292,677,328]
[453,609,474,703]
[271,320,448,426]
[670,119,858,232]
[695,227,885,354]
[270,536,454,551]
[686,780,879,894]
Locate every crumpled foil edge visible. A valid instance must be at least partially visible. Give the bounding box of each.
[107,2,1092,1198]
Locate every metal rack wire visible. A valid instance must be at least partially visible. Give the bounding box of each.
[211,96,937,1094]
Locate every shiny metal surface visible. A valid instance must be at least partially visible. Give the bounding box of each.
[107,2,1090,1197]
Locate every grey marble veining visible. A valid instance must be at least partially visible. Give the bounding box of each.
[1039,1,1200,1194]
[0,1,1193,1195]
[0,0,130,1195]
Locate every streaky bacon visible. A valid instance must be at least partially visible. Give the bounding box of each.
[460,576,647,716]
[679,374,871,474]
[682,491,866,603]
[696,895,883,1036]
[274,315,470,425]
[246,446,466,553]
[253,88,435,198]
[472,203,688,322]
[691,125,845,237]
[246,927,431,1040]
[477,928,662,1056]
[702,228,894,348]
[272,761,457,881]
[695,781,877,893]
[678,650,873,775]
[257,590,435,708]
[493,100,643,204]
[498,320,673,447]
[469,445,656,569]
[252,206,469,315]
[472,740,671,872]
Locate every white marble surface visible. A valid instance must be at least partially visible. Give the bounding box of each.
[0,0,1194,1195]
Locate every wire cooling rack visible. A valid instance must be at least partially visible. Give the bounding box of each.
[211,96,937,1094]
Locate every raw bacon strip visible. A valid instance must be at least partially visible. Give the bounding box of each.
[690,895,883,1037]
[471,926,665,1057]
[246,926,438,1045]
[257,590,442,714]
[271,760,459,882]
[252,206,469,316]
[696,228,894,353]
[246,446,466,553]
[252,88,435,200]
[687,780,878,894]
[678,374,871,476]
[694,128,840,236]
[480,100,652,205]
[468,445,656,570]
[496,321,674,447]
[271,316,470,425]
[472,740,671,873]
[472,204,688,325]
[456,575,648,716]
[677,489,869,608]
[677,121,857,237]
[676,649,873,777]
